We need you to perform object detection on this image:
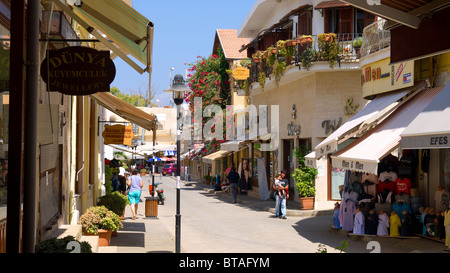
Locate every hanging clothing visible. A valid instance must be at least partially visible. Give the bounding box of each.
[339,200,356,231]
[377,212,390,236]
[400,213,412,236]
[377,180,396,193]
[395,177,412,195]
[333,207,341,229]
[379,171,398,183]
[361,173,379,197]
[392,203,412,221]
[390,212,401,236]
[365,211,378,235]
[353,211,365,235]
[444,209,450,248]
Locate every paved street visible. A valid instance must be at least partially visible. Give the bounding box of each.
[104,174,447,254]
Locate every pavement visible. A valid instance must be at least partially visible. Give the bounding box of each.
[98,175,448,253]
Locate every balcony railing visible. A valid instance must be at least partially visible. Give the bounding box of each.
[248,33,363,86]
[360,19,390,58]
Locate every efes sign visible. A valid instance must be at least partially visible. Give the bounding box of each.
[41,46,116,95]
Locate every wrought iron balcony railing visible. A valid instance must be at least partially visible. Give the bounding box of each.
[248,33,363,86]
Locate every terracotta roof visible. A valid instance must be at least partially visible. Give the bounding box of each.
[314,0,350,9]
[213,29,250,60]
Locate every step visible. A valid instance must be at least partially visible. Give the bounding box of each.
[80,235,99,253]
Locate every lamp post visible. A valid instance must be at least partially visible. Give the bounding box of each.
[164,74,189,253]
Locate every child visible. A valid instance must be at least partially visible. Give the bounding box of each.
[274,173,287,199]
[353,206,365,235]
[333,202,341,229]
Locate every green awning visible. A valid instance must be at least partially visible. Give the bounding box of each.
[72,0,151,68]
[52,0,153,75]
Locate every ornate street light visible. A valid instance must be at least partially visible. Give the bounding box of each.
[164,74,190,253]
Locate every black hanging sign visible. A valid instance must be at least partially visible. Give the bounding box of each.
[41,46,116,95]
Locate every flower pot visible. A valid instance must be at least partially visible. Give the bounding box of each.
[300,197,314,210]
[271,48,277,54]
[286,40,296,46]
[83,229,112,246]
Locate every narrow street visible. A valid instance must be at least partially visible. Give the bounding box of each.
[133,175,446,253]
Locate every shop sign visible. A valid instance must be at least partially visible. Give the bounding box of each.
[102,124,134,146]
[232,67,250,80]
[41,46,116,96]
[361,58,413,97]
[401,134,450,149]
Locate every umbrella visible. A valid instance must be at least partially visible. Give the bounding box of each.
[148,157,162,162]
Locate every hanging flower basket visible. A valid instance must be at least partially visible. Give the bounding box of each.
[286,40,297,47]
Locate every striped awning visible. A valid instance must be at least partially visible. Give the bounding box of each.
[91,92,157,132]
[202,150,231,164]
[401,82,450,149]
[331,85,443,174]
[315,87,412,159]
[52,0,153,75]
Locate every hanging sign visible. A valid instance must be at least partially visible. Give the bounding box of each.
[40,46,116,95]
[232,67,250,80]
[102,124,134,146]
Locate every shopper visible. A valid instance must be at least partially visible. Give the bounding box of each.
[274,170,289,219]
[127,169,143,220]
[226,166,240,204]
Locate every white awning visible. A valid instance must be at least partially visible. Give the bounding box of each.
[400,82,450,149]
[305,151,316,168]
[315,88,412,159]
[331,86,443,174]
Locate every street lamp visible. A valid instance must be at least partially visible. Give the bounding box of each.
[164,74,190,253]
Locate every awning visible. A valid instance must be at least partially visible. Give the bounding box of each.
[305,151,317,168]
[202,150,231,164]
[400,82,450,149]
[220,139,249,151]
[52,0,153,75]
[315,0,350,9]
[91,92,156,131]
[331,85,443,174]
[314,87,413,159]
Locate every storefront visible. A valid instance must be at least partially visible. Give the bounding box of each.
[330,83,446,237]
[400,82,450,215]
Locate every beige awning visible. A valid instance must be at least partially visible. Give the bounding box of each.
[202,150,231,164]
[91,92,156,132]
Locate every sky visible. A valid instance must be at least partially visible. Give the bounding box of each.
[110,0,255,107]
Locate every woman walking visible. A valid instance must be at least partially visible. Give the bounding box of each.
[127,169,143,220]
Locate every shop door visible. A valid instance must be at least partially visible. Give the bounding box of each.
[283,139,294,193]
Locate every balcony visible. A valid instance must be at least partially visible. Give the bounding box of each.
[360,19,391,58]
[246,33,363,89]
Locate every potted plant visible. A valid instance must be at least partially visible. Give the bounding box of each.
[36,235,92,253]
[317,33,338,68]
[297,35,313,45]
[97,191,129,221]
[300,47,316,71]
[292,146,318,210]
[352,37,362,58]
[203,175,212,184]
[78,206,123,246]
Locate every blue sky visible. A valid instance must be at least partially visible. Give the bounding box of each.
[110,0,255,106]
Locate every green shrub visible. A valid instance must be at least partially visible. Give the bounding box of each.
[36,236,92,253]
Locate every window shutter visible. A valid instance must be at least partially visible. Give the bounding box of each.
[339,7,353,34]
[299,10,312,36]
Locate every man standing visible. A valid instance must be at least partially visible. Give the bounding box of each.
[227,166,240,204]
[274,170,289,219]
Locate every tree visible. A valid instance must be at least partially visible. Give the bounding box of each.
[110,86,158,107]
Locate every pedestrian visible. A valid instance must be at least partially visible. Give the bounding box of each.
[274,169,289,219]
[226,166,240,203]
[127,169,143,220]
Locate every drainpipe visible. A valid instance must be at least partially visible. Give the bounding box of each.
[22,0,40,253]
